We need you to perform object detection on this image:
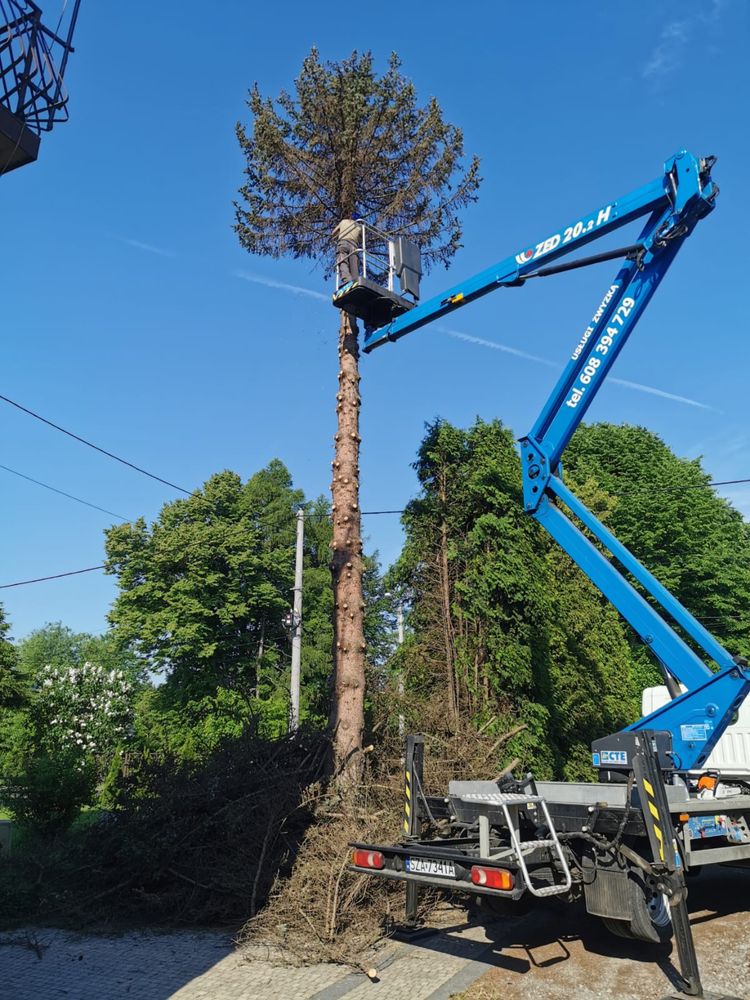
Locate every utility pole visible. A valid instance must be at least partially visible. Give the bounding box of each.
[289,507,304,733]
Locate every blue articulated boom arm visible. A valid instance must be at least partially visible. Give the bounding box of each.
[364,151,750,773]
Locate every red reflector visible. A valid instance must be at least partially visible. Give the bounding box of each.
[352,849,385,870]
[470,866,514,890]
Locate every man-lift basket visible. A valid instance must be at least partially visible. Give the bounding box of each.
[332,221,421,331]
[0,1,81,173]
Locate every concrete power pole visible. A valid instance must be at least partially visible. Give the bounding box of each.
[289,508,305,732]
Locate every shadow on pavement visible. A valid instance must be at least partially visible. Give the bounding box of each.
[0,929,236,1000]
[400,865,750,985]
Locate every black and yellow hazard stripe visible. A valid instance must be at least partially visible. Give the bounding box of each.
[403,768,411,835]
[641,777,666,861]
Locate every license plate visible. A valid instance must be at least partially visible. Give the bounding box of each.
[405,856,456,877]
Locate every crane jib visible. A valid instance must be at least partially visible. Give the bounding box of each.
[364,151,746,773]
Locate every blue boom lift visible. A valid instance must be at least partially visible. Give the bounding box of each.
[343,153,749,999]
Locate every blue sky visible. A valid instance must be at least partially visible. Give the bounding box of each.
[1,0,748,640]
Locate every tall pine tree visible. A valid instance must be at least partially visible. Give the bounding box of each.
[234,49,480,787]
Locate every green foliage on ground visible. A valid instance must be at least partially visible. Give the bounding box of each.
[0,725,327,929]
[2,750,97,835]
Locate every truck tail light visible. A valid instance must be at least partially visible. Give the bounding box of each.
[352,849,385,870]
[470,866,514,890]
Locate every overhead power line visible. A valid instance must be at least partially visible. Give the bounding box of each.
[615,477,750,496]
[0,565,105,589]
[0,463,128,521]
[0,393,193,496]
[0,561,746,635]
[2,391,749,598]
[3,391,748,512]
[0,508,406,589]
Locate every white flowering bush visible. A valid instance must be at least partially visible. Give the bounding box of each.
[1,661,136,832]
[36,661,134,760]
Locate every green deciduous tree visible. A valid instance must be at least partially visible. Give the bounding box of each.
[105,465,303,701]
[235,48,480,787]
[105,462,364,738]
[1,623,139,834]
[16,622,142,687]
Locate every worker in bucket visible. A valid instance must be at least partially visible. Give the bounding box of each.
[333,217,362,287]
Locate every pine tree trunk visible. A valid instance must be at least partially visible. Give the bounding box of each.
[329,310,365,791]
[439,518,460,725]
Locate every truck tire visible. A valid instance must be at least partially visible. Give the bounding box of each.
[601,877,672,943]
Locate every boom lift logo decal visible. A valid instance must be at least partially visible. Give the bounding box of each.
[514,204,615,268]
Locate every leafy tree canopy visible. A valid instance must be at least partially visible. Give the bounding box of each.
[105,461,388,723]
[16,622,143,686]
[105,464,304,702]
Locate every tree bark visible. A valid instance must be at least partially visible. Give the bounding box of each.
[438,517,459,725]
[329,310,366,792]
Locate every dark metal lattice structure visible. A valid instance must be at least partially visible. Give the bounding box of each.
[0,0,81,174]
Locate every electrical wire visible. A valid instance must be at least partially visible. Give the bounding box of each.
[0,462,128,520]
[0,393,195,496]
[4,390,749,510]
[0,508,408,588]
[3,393,750,594]
[0,565,105,589]
[613,477,750,496]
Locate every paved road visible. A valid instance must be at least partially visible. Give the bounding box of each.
[1,868,748,1000]
[0,919,498,1000]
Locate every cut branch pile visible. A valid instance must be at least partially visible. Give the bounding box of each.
[241,695,524,965]
[0,727,329,928]
[1,700,522,969]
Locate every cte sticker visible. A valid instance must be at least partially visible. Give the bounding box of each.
[594,750,628,766]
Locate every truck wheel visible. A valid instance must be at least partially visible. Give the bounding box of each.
[601,878,672,944]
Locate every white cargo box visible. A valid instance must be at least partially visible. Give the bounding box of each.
[642,685,750,777]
